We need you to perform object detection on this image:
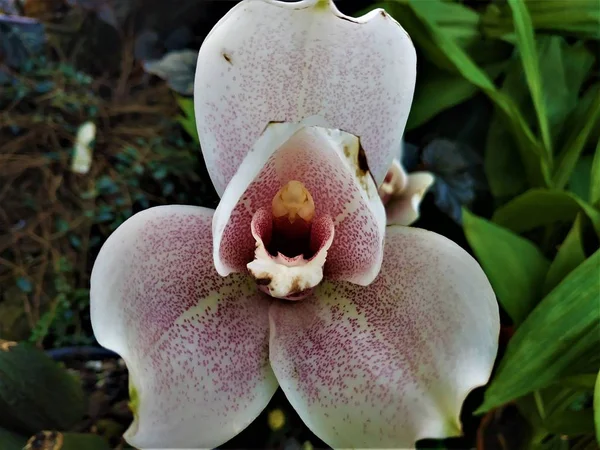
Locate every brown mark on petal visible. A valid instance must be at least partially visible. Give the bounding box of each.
[289,276,303,295]
[357,145,369,175]
[343,138,375,196]
[0,339,17,351]
[25,431,64,450]
[222,52,233,64]
[255,276,272,286]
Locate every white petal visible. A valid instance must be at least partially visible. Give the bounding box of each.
[91,206,277,449]
[269,226,499,447]
[194,0,416,194]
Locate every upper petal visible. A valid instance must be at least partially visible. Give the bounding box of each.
[194,0,417,194]
[213,122,386,285]
[90,205,277,449]
[269,226,499,448]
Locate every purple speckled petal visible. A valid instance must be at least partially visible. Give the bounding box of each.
[269,226,499,448]
[213,123,386,286]
[90,205,277,449]
[194,0,416,195]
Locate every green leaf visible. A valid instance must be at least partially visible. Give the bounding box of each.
[478,249,600,412]
[484,56,533,199]
[569,157,593,202]
[541,39,594,142]
[591,139,600,207]
[484,113,528,199]
[407,61,507,130]
[175,95,199,144]
[595,370,600,444]
[0,427,27,450]
[463,209,549,326]
[492,189,600,236]
[554,85,600,189]
[543,215,585,294]
[0,341,86,434]
[507,0,552,157]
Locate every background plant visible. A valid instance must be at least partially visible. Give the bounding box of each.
[361,0,600,448]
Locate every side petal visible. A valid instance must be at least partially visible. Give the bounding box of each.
[213,123,386,285]
[194,0,417,194]
[386,171,435,226]
[90,205,277,449]
[269,226,499,448]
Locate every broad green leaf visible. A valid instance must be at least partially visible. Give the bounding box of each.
[0,427,27,450]
[484,112,528,199]
[507,0,552,157]
[591,139,600,207]
[554,85,600,189]
[175,95,199,144]
[478,249,600,412]
[542,39,594,142]
[569,157,593,202]
[595,370,600,444]
[492,189,600,236]
[485,56,534,199]
[407,61,506,130]
[558,83,600,150]
[0,341,86,434]
[463,209,549,325]
[543,215,585,294]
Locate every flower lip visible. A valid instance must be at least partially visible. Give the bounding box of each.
[247,204,335,299]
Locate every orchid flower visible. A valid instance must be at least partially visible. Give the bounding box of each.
[90,0,499,448]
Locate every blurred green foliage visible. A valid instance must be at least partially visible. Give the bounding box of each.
[361,0,600,448]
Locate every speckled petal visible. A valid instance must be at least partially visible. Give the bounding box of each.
[90,205,277,449]
[194,0,417,195]
[213,123,386,285]
[269,226,499,448]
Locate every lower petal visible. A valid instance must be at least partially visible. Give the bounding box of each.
[91,205,277,449]
[269,226,499,448]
